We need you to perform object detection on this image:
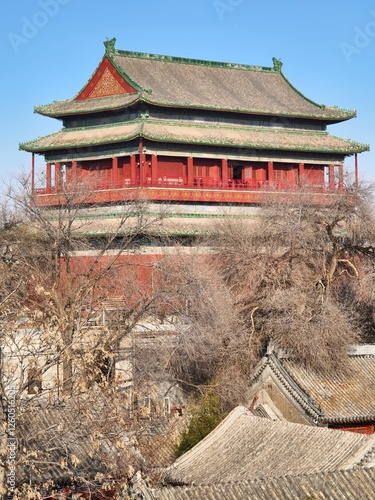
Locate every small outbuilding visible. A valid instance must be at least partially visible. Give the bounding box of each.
[249,344,375,433]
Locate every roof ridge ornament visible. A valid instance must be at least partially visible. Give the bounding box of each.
[272,57,283,72]
[104,38,116,56]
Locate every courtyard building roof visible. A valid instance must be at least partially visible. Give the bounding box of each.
[163,406,375,486]
[250,347,375,425]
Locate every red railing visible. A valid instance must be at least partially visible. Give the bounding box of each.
[34,176,333,195]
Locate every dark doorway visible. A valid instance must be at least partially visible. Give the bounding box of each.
[232,165,242,180]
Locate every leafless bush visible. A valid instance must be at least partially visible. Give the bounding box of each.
[206,184,375,373]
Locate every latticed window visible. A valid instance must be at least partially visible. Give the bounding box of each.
[273,170,287,181]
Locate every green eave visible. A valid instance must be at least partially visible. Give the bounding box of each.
[34,93,140,118]
[19,118,369,156]
[19,121,143,152]
[146,132,369,155]
[34,96,355,121]
[33,87,356,121]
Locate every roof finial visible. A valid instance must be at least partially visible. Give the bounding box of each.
[272,57,283,72]
[104,38,116,55]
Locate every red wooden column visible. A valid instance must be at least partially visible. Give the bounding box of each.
[267,161,274,184]
[338,164,344,191]
[139,139,146,186]
[187,157,194,187]
[328,164,335,190]
[298,162,304,185]
[112,156,119,187]
[151,155,158,185]
[46,163,52,193]
[221,158,228,188]
[72,160,78,183]
[55,162,62,190]
[130,154,137,185]
[31,153,35,193]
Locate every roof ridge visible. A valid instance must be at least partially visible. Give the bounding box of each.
[267,354,323,420]
[113,47,277,74]
[278,71,357,118]
[279,70,325,109]
[341,433,375,470]
[164,406,250,476]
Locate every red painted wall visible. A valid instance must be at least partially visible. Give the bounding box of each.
[193,158,221,179]
[330,424,374,434]
[273,163,298,185]
[157,156,186,178]
[119,157,131,179]
[304,164,325,185]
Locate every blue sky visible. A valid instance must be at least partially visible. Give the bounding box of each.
[1,0,374,184]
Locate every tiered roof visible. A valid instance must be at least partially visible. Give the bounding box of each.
[34,39,354,122]
[21,39,369,157]
[21,118,366,155]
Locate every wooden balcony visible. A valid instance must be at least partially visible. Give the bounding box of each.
[33,176,341,207]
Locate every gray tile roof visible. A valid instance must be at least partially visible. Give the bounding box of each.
[283,355,375,423]
[34,45,355,122]
[163,406,375,486]
[144,469,375,499]
[20,118,367,154]
[251,352,375,424]
[35,93,139,117]
[112,51,353,120]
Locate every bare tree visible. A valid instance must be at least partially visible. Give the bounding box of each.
[167,185,375,419]
[163,257,251,412]
[211,185,375,372]
[5,173,170,394]
[0,175,181,497]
